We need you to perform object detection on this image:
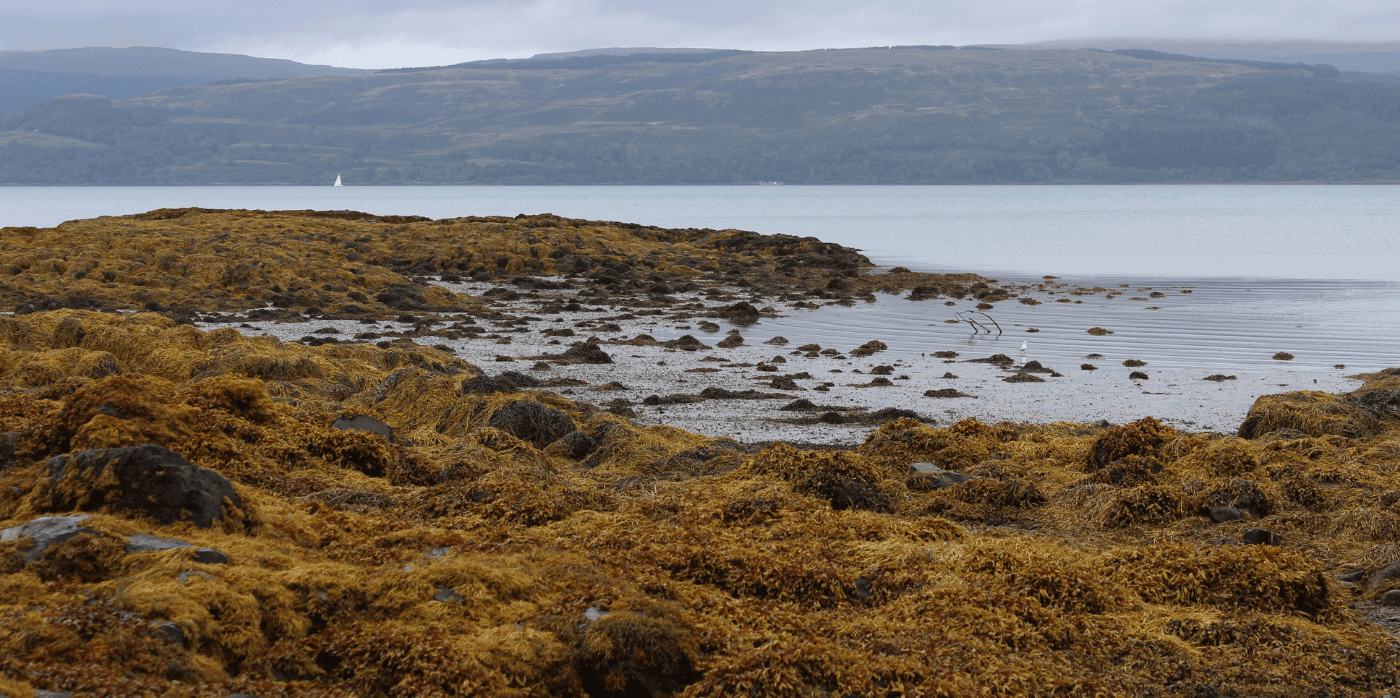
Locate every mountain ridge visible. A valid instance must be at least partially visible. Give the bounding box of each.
[2,46,1398,185]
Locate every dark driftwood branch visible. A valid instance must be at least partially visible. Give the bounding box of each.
[955,311,994,335]
[971,311,1003,336]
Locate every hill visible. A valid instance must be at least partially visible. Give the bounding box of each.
[1,46,1399,184]
[1008,39,1400,76]
[0,47,360,114]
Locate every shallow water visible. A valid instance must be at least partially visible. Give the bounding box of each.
[224,273,1395,441]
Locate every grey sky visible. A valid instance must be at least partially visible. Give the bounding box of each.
[3,0,1398,69]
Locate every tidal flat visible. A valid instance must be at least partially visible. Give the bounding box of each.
[1,208,1399,697]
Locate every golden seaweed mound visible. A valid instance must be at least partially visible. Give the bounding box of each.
[1,212,1399,697]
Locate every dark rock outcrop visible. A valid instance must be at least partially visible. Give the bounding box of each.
[42,444,245,529]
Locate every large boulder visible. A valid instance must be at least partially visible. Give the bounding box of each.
[40,444,247,529]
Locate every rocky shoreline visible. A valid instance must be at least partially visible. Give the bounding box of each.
[1,209,1399,698]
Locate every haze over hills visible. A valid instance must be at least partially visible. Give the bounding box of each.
[1,45,1399,185]
[0,47,360,114]
[1003,39,1400,81]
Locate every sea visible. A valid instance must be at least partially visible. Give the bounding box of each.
[1,185,1398,409]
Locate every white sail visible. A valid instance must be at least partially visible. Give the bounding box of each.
[333,174,343,187]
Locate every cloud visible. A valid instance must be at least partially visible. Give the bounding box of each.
[3,0,1400,69]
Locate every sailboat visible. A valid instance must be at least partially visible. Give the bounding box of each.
[333,174,343,187]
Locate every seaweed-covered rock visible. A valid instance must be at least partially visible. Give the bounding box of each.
[0,515,99,564]
[124,533,229,564]
[1239,391,1381,439]
[560,342,613,364]
[488,400,576,448]
[460,373,519,395]
[1085,417,1172,471]
[560,430,599,460]
[39,444,247,529]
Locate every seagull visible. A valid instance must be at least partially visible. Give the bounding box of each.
[1020,341,1028,354]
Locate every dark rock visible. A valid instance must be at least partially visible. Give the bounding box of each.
[1123,359,1147,367]
[1337,568,1367,584]
[764,336,789,345]
[1020,360,1052,373]
[780,399,818,411]
[1081,363,1097,371]
[908,462,942,475]
[560,342,613,364]
[487,401,576,448]
[1,515,99,564]
[1242,527,1281,546]
[716,335,744,348]
[770,376,801,390]
[560,430,599,459]
[1204,374,1237,382]
[1380,590,1400,607]
[1207,506,1243,523]
[154,621,187,647]
[1366,561,1400,592]
[44,445,243,529]
[1129,371,1149,380]
[332,415,393,442]
[195,548,231,564]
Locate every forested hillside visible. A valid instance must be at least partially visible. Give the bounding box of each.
[1,46,1398,184]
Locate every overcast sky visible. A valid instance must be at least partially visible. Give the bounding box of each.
[3,0,1398,69]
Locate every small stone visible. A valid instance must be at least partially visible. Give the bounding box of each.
[434,586,464,603]
[907,471,976,491]
[1207,506,1243,523]
[908,462,942,475]
[194,548,230,564]
[1242,527,1281,546]
[124,533,195,554]
[155,621,187,647]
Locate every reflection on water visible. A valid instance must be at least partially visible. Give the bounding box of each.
[651,276,1400,376]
